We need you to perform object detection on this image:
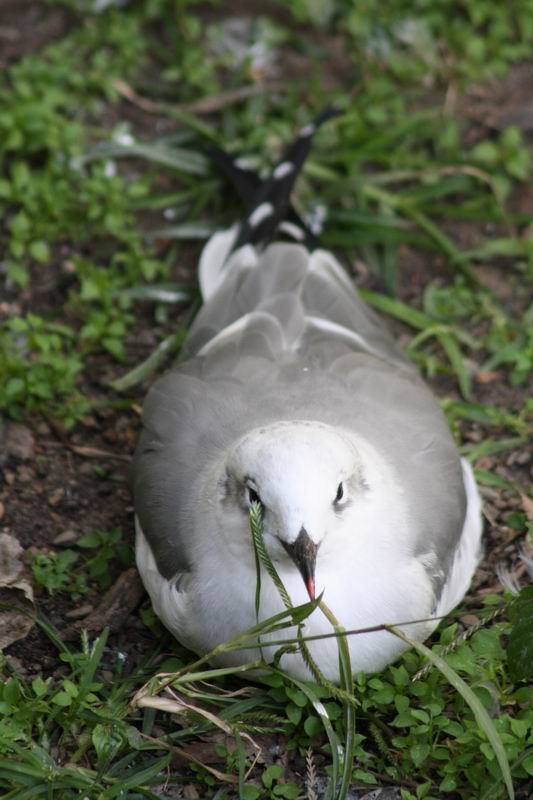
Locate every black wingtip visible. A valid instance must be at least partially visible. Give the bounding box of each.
[228,106,340,253]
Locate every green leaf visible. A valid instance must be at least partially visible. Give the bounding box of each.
[31,676,48,698]
[29,240,50,263]
[51,691,72,707]
[92,723,124,764]
[262,764,283,788]
[410,743,430,766]
[508,586,533,681]
[471,140,500,165]
[523,754,533,776]
[241,785,262,800]
[285,687,308,707]
[304,715,323,737]
[273,783,299,799]
[76,532,100,548]
[285,702,302,726]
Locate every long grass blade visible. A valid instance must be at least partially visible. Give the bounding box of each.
[318,602,355,800]
[436,331,473,399]
[358,289,433,330]
[281,673,341,800]
[388,625,515,800]
[114,284,195,304]
[110,330,187,392]
[81,142,208,175]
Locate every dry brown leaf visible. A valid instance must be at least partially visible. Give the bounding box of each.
[520,493,533,521]
[68,445,130,462]
[0,533,35,649]
[475,370,502,384]
[0,533,33,601]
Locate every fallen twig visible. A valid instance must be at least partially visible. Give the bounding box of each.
[61,568,145,640]
[112,79,278,116]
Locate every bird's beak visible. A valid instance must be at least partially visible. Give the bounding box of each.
[282,527,319,600]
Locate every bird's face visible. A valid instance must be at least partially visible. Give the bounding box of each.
[219,421,369,600]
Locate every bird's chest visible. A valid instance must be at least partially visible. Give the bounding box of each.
[186,551,435,677]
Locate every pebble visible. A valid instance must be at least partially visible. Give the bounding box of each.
[3,470,15,486]
[64,604,93,619]
[97,481,115,496]
[5,656,28,677]
[479,486,499,501]
[17,465,34,483]
[79,463,94,476]
[48,488,65,507]
[2,422,35,461]
[476,456,495,470]
[0,302,22,316]
[52,529,78,545]
[460,615,480,626]
[495,496,511,510]
[508,450,531,466]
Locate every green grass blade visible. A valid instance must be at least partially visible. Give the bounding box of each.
[358,289,434,330]
[282,673,340,800]
[113,284,195,304]
[102,755,171,797]
[388,625,515,800]
[110,330,187,392]
[436,331,473,400]
[319,601,355,800]
[248,505,358,709]
[147,222,220,240]
[249,501,292,610]
[82,142,209,175]
[234,728,247,800]
[2,787,48,799]
[461,436,527,461]
[76,628,109,704]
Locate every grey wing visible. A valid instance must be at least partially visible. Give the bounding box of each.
[183,243,412,373]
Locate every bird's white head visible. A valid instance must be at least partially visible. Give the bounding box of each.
[218,420,372,599]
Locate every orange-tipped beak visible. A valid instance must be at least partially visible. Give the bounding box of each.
[281,527,318,602]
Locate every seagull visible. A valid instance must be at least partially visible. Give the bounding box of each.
[132,109,483,682]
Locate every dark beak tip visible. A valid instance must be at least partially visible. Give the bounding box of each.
[282,528,319,600]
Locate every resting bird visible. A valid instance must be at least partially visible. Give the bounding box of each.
[132,109,483,681]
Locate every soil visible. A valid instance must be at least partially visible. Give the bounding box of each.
[1,4,532,798]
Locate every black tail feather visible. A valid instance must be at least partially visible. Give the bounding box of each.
[209,106,340,254]
[206,144,262,205]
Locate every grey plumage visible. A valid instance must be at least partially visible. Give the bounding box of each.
[132,113,480,679]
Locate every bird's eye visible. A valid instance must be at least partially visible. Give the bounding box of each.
[334,482,344,504]
[248,487,262,506]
